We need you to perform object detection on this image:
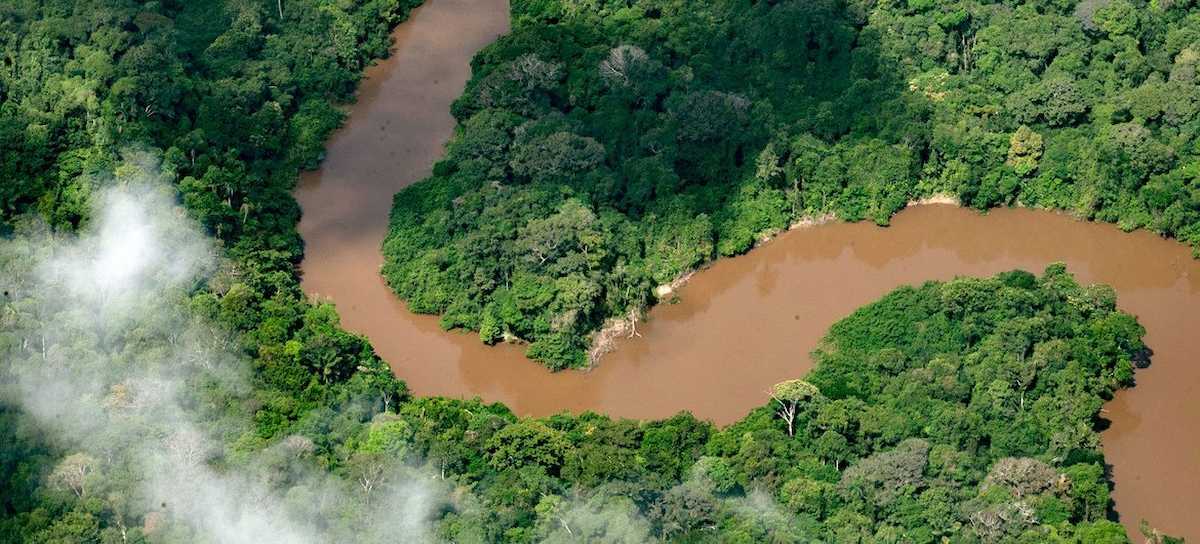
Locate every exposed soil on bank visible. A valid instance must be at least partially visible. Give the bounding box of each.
[295,2,1199,537]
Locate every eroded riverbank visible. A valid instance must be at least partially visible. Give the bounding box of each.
[295,2,1199,537]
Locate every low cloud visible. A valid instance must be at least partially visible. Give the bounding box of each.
[0,155,444,543]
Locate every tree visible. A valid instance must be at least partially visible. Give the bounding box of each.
[780,476,836,517]
[815,430,852,470]
[487,421,570,473]
[538,492,654,543]
[49,453,97,499]
[1140,520,1188,544]
[1065,463,1109,521]
[349,452,389,508]
[518,200,591,266]
[770,379,820,437]
[838,439,930,508]
[598,45,650,89]
[648,483,718,539]
[510,132,606,182]
[785,134,830,216]
[668,90,751,143]
[983,457,1061,499]
[362,414,414,458]
[1006,125,1043,177]
[165,429,209,467]
[968,501,1038,541]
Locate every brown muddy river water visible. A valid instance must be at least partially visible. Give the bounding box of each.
[296,0,1200,538]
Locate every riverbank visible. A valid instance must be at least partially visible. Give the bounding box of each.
[292,6,1199,539]
[632,193,962,334]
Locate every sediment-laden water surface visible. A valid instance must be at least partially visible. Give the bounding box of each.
[296,1,1199,537]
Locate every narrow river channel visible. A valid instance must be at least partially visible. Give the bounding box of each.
[295,0,1200,538]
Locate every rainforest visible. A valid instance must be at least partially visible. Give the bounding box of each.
[1,0,1197,543]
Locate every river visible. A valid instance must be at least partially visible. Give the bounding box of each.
[294,0,1200,538]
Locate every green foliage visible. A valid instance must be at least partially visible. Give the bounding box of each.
[0,211,1159,542]
[386,0,1200,368]
[487,421,570,473]
[429,267,1159,542]
[0,0,423,541]
[2,0,1191,541]
[384,0,878,368]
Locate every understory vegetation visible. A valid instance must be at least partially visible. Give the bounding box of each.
[384,0,1200,368]
[0,0,1188,542]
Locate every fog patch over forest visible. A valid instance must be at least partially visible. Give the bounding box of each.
[0,156,445,543]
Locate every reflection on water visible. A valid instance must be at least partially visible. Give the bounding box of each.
[294,0,1199,538]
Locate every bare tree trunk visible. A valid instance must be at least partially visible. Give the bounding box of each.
[773,397,797,437]
[114,512,128,544]
[359,476,375,507]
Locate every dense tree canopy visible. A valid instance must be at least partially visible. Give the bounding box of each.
[384,0,1200,368]
[3,242,1162,542]
[1,0,420,245]
[0,0,1190,542]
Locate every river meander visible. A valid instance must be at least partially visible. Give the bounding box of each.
[295,0,1200,537]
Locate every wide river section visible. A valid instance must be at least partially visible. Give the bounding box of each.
[295,0,1199,538]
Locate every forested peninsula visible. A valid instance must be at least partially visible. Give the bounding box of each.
[384,0,1200,368]
[0,0,1189,542]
